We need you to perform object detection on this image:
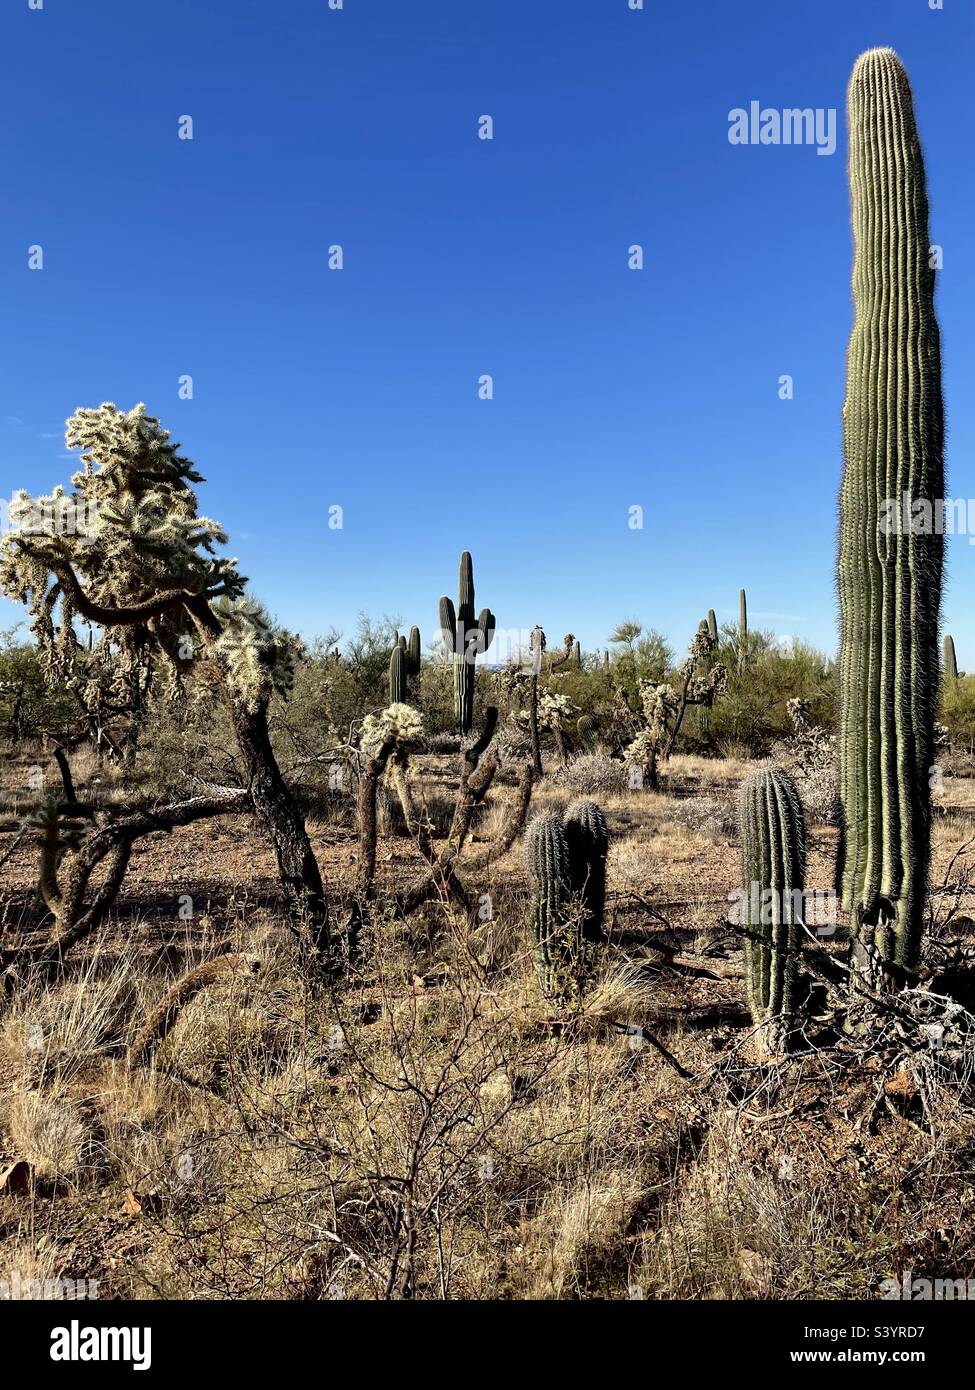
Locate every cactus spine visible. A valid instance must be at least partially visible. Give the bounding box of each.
[837,49,944,976]
[944,635,958,683]
[439,552,495,733]
[738,766,805,1047]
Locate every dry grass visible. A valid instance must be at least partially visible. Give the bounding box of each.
[2,754,975,1300]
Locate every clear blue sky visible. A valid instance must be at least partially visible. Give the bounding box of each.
[2,0,973,664]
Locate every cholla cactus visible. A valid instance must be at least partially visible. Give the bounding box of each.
[539,690,578,730]
[624,626,727,787]
[0,404,243,687]
[361,702,425,755]
[213,597,303,713]
[0,402,329,953]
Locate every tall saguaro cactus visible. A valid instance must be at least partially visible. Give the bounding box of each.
[439,551,495,733]
[738,589,748,672]
[837,49,945,976]
[739,766,805,1048]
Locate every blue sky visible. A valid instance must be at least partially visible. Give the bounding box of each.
[2,0,973,664]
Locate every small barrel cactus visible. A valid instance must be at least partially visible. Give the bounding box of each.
[738,766,805,1050]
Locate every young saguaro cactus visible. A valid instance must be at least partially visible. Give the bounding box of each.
[837,49,945,976]
[524,813,573,1001]
[738,590,748,672]
[738,766,805,1048]
[524,804,608,1003]
[563,799,609,942]
[707,610,718,643]
[439,551,495,733]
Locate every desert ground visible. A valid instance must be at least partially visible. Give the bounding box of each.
[3,744,975,1302]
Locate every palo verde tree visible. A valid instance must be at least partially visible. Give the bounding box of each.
[0,403,330,958]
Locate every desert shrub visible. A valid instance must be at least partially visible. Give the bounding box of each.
[667,793,736,841]
[553,753,627,798]
[0,958,135,1086]
[426,731,462,755]
[0,629,77,749]
[792,762,840,828]
[942,675,975,756]
[5,1090,92,1182]
[690,636,835,757]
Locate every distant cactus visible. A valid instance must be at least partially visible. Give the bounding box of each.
[837,50,944,977]
[944,635,958,683]
[389,644,406,703]
[406,626,421,679]
[390,625,421,702]
[576,713,599,750]
[563,799,608,942]
[440,552,495,733]
[572,639,582,667]
[707,610,718,642]
[738,589,748,671]
[738,766,805,1050]
[524,805,607,1002]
